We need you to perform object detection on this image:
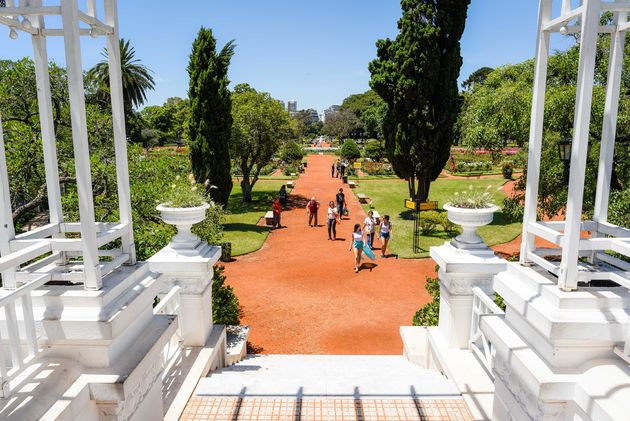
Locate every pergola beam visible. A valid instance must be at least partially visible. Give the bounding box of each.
[0,6,61,16]
[558,0,602,291]
[520,0,553,263]
[543,6,583,31]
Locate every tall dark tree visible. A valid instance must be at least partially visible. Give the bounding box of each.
[461,66,494,92]
[369,0,470,201]
[187,27,235,206]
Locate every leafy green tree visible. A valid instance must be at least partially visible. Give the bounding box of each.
[461,66,494,91]
[322,109,360,140]
[87,38,155,115]
[188,27,235,206]
[280,139,305,163]
[340,90,387,139]
[363,139,386,161]
[292,109,322,138]
[340,139,361,161]
[141,97,190,145]
[230,84,292,202]
[369,0,470,201]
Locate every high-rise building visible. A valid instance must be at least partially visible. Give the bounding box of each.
[287,100,297,114]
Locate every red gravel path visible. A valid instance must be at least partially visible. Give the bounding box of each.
[223,154,433,355]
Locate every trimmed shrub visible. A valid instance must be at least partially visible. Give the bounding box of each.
[212,265,240,325]
[439,213,457,235]
[280,140,305,163]
[418,211,442,234]
[412,275,440,326]
[363,139,386,161]
[340,139,361,161]
[502,161,514,179]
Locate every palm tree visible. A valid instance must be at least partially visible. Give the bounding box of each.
[87,38,155,113]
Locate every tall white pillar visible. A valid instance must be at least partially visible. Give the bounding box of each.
[60,0,101,289]
[0,116,16,289]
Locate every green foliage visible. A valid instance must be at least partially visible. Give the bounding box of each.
[340,139,361,161]
[461,66,494,91]
[212,266,240,325]
[283,164,299,176]
[230,84,292,202]
[608,189,630,228]
[418,211,442,234]
[280,139,305,163]
[188,27,234,206]
[363,139,386,161]
[291,109,322,138]
[502,195,524,223]
[453,161,493,173]
[322,109,360,140]
[340,90,387,139]
[140,97,190,145]
[439,213,457,235]
[161,174,209,208]
[369,0,470,202]
[412,275,440,326]
[502,162,514,179]
[448,186,496,209]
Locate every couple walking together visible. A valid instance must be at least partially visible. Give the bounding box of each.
[349,213,393,273]
[306,188,347,241]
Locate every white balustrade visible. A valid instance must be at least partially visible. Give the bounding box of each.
[469,287,505,378]
[0,274,49,398]
[154,285,181,316]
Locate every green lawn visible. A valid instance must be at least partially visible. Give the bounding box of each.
[223,180,286,256]
[355,178,521,258]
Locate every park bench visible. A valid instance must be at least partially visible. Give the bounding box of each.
[348,181,357,188]
[465,171,483,179]
[290,173,297,177]
[371,210,381,224]
[286,181,295,189]
[264,211,274,226]
[357,193,370,204]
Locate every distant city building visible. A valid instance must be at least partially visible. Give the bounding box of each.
[287,100,297,115]
[305,108,319,124]
[323,105,340,123]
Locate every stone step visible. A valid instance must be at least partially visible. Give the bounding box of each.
[196,355,460,399]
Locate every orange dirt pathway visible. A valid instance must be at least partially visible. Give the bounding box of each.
[223,154,434,354]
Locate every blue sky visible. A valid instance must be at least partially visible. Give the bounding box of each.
[0,1,574,112]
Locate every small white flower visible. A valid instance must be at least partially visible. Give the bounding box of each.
[171,184,176,189]
[191,186,197,192]
[204,179,210,187]
[188,174,195,183]
[175,175,181,181]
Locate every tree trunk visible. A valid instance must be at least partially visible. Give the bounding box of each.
[407,177,416,200]
[416,177,431,203]
[241,176,252,202]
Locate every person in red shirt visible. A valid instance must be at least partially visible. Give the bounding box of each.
[272,197,282,229]
[306,197,319,227]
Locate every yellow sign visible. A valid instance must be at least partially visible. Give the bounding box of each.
[404,200,438,211]
[353,162,362,169]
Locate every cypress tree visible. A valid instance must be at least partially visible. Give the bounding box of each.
[187,27,235,206]
[369,0,470,201]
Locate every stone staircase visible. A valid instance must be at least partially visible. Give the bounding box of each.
[182,355,473,420]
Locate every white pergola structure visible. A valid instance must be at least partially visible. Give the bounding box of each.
[520,0,630,291]
[0,0,134,291]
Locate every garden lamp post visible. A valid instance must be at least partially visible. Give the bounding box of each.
[558,138,572,183]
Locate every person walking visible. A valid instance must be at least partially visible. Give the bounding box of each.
[272,197,282,229]
[331,161,336,178]
[379,214,393,257]
[335,188,346,222]
[363,210,376,248]
[349,224,365,273]
[278,185,288,208]
[340,161,346,178]
[336,161,341,178]
[306,197,319,227]
[327,201,339,240]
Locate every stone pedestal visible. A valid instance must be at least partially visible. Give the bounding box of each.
[148,241,221,346]
[483,263,630,421]
[430,242,506,349]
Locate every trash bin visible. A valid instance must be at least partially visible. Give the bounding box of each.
[342,175,348,184]
[221,242,232,262]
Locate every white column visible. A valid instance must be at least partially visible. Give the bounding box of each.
[60,0,101,290]
[30,0,64,229]
[519,0,552,263]
[0,116,17,289]
[593,10,627,226]
[104,0,136,264]
[558,0,601,291]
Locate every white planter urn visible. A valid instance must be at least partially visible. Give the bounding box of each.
[157,203,210,251]
[443,203,498,249]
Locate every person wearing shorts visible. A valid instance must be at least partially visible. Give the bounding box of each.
[363,210,376,247]
[379,215,393,257]
[348,223,365,273]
